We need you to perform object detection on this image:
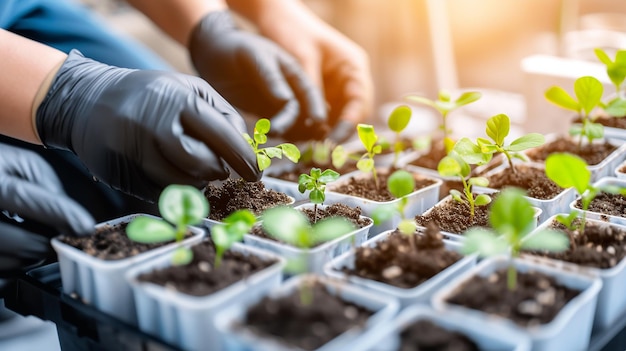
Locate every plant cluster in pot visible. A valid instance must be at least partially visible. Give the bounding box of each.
[433,188,602,351]
[125,199,286,351]
[215,274,399,351]
[531,75,626,181]
[452,113,574,223]
[325,169,477,307]
[51,184,206,325]
[325,123,442,235]
[569,176,626,227]
[352,305,532,351]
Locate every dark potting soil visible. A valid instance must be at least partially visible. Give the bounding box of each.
[341,223,462,288]
[399,320,479,351]
[486,164,563,200]
[59,222,188,261]
[330,171,436,202]
[137,239,276,296]
[240,280,373,351]
[415,196,491,234]
[409,140,448,170]
[575,192,626,219]
[250,203,371,246]
[271,162,358,183]
[526,136,617,166]
[525,219,626,269]
[204,178,292,221]
[445,268,581,327]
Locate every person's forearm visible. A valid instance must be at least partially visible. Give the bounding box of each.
[126,0,227,46]
[0,29,66,144]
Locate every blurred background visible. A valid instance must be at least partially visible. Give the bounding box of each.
[80,0,626,137]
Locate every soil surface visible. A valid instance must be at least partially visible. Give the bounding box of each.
[204,179,292,220]
[445,268,581,327]
[341,223,462,288]
[574,192,626,220]
[525,219,626,269]
[486,165,564,200]
[577,115,626,130]
[526,136,617,166]
[415,196,491,234]
[399,320,479,351]
[250,203,371,246]
[137,239,276,296]
[270,162,358,183]
[239,279,373,351]
[329,170,436,202]
[59,222,188,261]
[619,165,626,174]
[409,140,448,170]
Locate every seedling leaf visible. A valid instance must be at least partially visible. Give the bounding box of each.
[521,229,569,251]
[388,105,412,132]
[486,114,509,146]
[545,86,579,112]
[508,133,545,151]
[126,217,176,243]
[545,153,590,195]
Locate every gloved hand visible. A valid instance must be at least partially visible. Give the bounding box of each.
[0,143,95,276]
[188,10,327,141]
[36,50,260,202]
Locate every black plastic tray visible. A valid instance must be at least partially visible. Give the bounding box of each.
[4,262,626,351]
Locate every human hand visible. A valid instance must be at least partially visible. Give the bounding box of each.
[188,10,327,141]
[36,50,260,202]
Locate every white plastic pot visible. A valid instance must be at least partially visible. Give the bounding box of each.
[51,214,205,325]
[569,177,626,227]
[323,229,477,307]
[614,159,626,179]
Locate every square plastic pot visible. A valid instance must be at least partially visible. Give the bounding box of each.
[214,274,400,351]
[521,214,626,331]
[432,256,602,351]
[323,229,477,308]
[50,214,205,325]
[324,170,442,237]
[243,203,373,274]
[352,305,531,351]
[614,159,626,179]
[569,177,626,226]
[125,241,285,351]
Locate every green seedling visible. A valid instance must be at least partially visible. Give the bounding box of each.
[405,89,482,154]
[211,209,256,268]
[545,76,605,150]
[462,188,569,290]
[243,118,301,171]
[300,140,334,166]
[454,114,544,173]
[437,153,491,221]
[372,170,418,249]
[262,206,355,304]
[546,152,626,233]
[333,123,384,189]
[387,105,412,168]
[298,168,340,223]
[595,48,626,117]
[127,184,209,265]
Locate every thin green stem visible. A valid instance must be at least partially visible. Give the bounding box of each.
[504,151,516,174]
[507,264,517,291]
[461,176,475,220]
[214,247,223,268]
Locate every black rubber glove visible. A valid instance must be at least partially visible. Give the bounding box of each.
[188,10,327,141]
[36,50,260,202]
[0,143,95,276]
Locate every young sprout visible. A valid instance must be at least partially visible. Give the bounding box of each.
[262,206,355,304]
[545,76,605,150]
[437,153,491,221]
[595,48,626,117]
[298,168,340,223]
[242,118,301,171]
[405,89,482,154]
[211,209,256,268]
[372,170,418,249]
[300,140,334,166]
[127,184,209,265]
[546,152,626,233]
[462,188,569,290]
[387,105,412,168]
[454,114,544,173]
[356,124,383,189]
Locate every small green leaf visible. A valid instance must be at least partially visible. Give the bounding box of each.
[468,177,489,187]
[357,124,378,152]
[318,169,340,183]
[490,188,534,237]
[159,184,209,226]
[311,217,355,244]
[405,95,437,109]
[372,145,383,154]
[545,153,590,195]
[223,209,256,227]
[556,211,578,228]
[212,225,232,249]
[450,189,464,203]
[545,86,579,112]
[126,216,177,243]
[371,205,397,225]
[388,170,415,198]
[443,137,456,154]
[586,122,604,140]
[474,193,492,206]
[412,136,431,151]
[279,143,301,163]
[357,158,374,172]
[171,247,193,266]
[388,105,412,133]
[398,219,417,236]
[454,91,482,107]
[331,145,348,169]
[461,228,507,257]
[254,132,267,145]
[522,229,569,252]
[595,48,613,66]
[255,118,271,134]
[604,97,626,117]
[508,133,545,152]
[437,155,462,177]
[486,114,510,146]
[264,146,283,159]
[310,188,324,204]
[262,207,310,247]
[453,138,492,165]
[257,153,271,171]
[575,76,603,116]
[439,89,451,102]
[242,133,254,147]
[569,124,583,136]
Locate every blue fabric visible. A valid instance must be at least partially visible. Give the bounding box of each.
[0,0,172,70]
